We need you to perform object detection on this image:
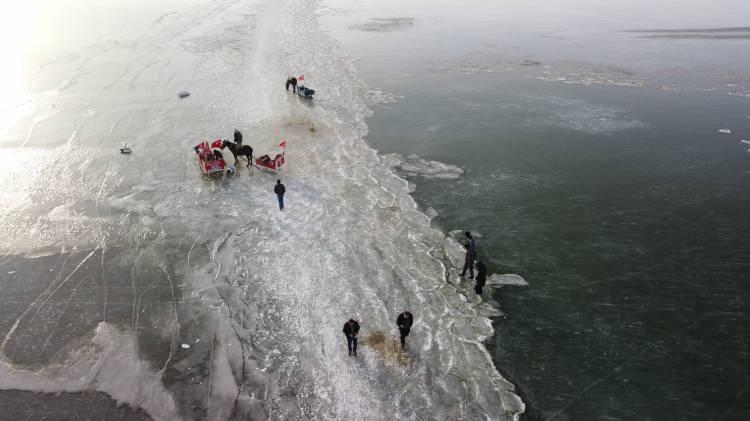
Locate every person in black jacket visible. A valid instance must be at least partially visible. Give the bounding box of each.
[285,76,297,92]
[396,311,413,348]
[343,319,360,356]
[273,179,286,210]
[475,259,487,296]
[233,129,243,147]
[460,231,477,278]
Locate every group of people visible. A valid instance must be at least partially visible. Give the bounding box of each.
[341,232,487,357]
[343,311,413,357]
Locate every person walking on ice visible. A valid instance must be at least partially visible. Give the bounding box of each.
[274,179,286,210]
[396,311,413,348]
[343,319,360,356]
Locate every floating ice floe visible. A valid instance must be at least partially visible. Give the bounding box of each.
[387,153,464,179]
[718,129,732,134]
[349,17,415,32]
[181,343,191,349]
[740,139,750,145]
[487,274,529,287]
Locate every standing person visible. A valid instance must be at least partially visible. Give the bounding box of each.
[233,129,243,146]
[474,259,487,296]
[286,76,297,92]
[343,319,360,356]
[465,231,477,254]
[274,179,286,210]
[396,311,413,348]
[460,244,475,278]
[460,231,477,278]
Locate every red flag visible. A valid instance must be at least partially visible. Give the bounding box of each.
[211,139,223,149]
[279,140,287,148]
[298,75,304,81]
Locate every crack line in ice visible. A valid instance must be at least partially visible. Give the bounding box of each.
[25,241,103,328]
[40,273,88,353]
[186,228,206,270]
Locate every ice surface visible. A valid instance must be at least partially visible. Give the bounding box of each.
[0,322,177,420]
[0,0,524,419]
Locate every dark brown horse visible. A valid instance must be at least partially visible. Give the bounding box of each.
[221,140,253,167]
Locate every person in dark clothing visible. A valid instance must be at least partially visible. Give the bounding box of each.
[460,231,477,278]
[474,259,487,296]
[273,179,286,210]
[233,129,243,146]
[286,77,297,92]
[460,243,475,278]
[343,319,360,356]
[396,311,413,348]
[465,231,477,254]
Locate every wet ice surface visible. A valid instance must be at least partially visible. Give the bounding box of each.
[0,0,523,419]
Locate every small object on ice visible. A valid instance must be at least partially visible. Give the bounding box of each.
[740,139,750,145]
[178,90,190,98]
[8,271,15,275]
[120,143,132,154]
[718,129,731,134]
[181,343,191,349]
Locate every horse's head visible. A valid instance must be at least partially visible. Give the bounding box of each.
[221,140,230,149]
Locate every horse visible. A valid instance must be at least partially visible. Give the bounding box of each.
[221,140,253,167]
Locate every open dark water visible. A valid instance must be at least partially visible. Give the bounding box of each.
[365,73,750,419]
[320,0,750,419]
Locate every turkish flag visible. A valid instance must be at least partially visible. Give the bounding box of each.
[279,140,287,148]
